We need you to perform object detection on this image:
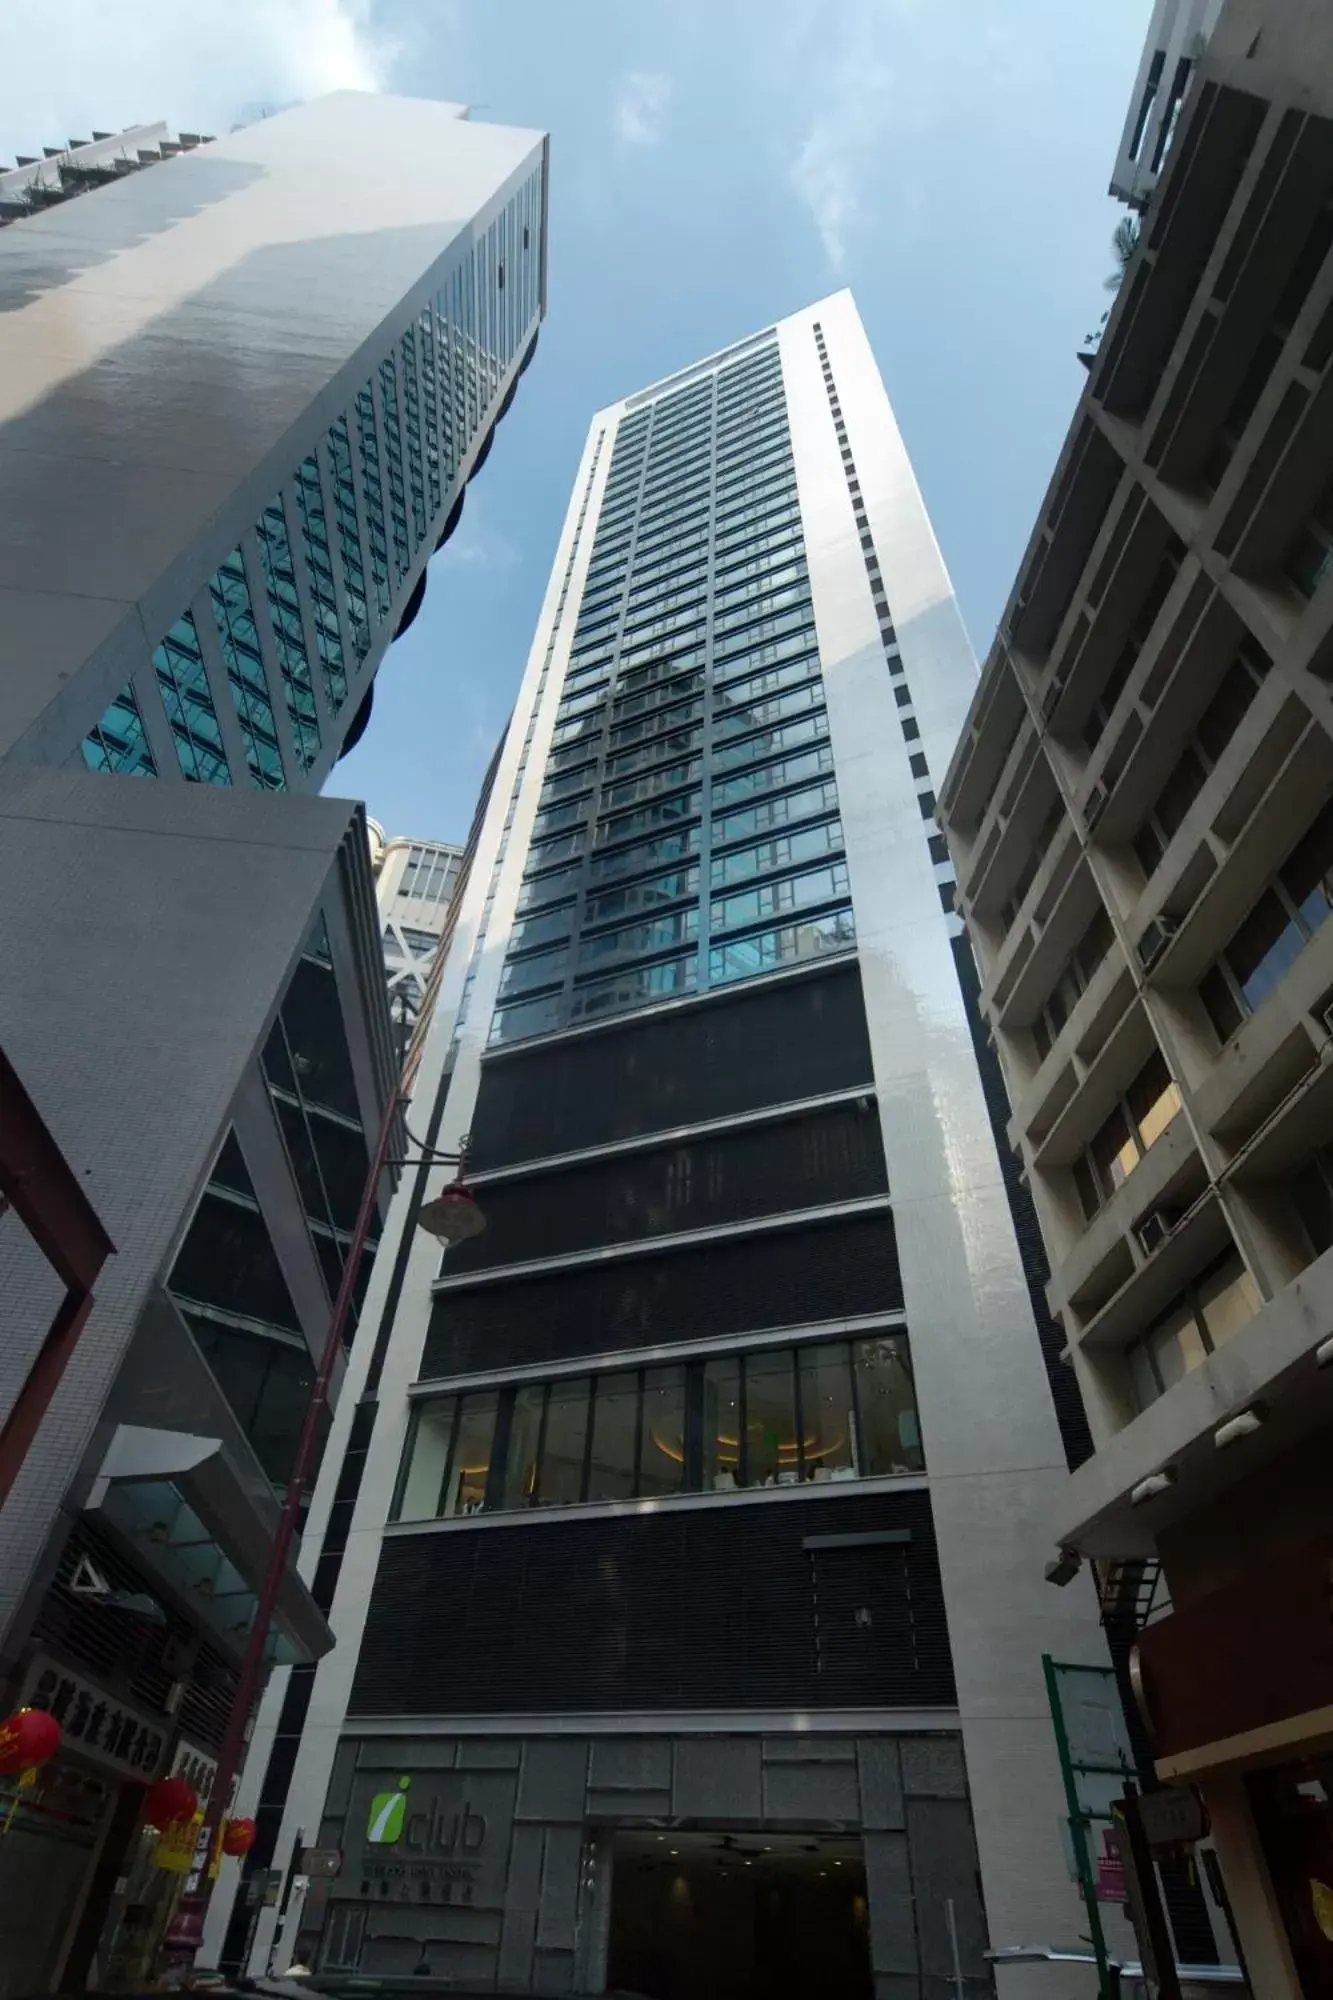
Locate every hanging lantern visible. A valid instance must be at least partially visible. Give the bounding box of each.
[222,1816,257,1856]
[144,1773,198,1830]
[0,1707,60,1776]
[416,1180,486,1244]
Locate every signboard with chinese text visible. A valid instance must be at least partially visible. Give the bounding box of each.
[20,1652,167,1781]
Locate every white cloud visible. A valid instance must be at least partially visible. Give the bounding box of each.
[0,0,396,158]
[613,70,672,147]
[785,0,1027,270]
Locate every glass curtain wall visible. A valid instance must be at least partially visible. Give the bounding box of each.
[492,338,856,1044]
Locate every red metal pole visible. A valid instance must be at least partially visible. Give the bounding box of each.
[173,1087,408,1950]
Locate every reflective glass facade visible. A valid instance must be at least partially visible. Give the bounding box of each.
[491,338,854,1044]
[394,1332,923,1522]
[80,162,545,795]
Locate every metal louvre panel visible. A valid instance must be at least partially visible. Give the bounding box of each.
[350,1489,953,1715]
[443,1102,887,1275]
[948,935,1093,1470]
[469,963,873,1169]
[423,1211,902,1377]
[31,1521,239,1752]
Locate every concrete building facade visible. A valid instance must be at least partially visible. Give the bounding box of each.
[367,824,467,1052]
[942,8,1333,1992]
[1109,0,1226,210]
[222,293,1123,1999]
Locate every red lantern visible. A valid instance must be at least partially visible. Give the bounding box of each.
[144,1774,198,1829]
[222,1816,257,1857]
[0,1707,60,1775]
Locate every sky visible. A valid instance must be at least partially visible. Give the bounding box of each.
[2,0,1150,844]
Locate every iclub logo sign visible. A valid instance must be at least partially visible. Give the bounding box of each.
[367,1776,411,1845]
[364,1774,488,1854]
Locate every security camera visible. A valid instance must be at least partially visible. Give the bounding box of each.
[1045,1547,1082,1588]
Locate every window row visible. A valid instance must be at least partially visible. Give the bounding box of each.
[394,1333,922,1521]
[489,895,854,1043]
[1199,796,1333,1041]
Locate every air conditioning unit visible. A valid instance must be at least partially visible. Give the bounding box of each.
[1137,1209,1179,1256]
[1084,782,1109,834]
[1137,914,1181,972]
[1042,678,1064,722]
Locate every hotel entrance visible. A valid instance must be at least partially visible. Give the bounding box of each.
[605,1828,872,2000]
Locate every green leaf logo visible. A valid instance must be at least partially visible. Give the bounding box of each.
[367,1776,410,1844]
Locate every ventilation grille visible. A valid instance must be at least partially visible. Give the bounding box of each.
[351,1489,953,1715]
[468,963,874,1168]
[30,1521,239,1753]
[423,1210,902,1378]
[446,1101,887,1275]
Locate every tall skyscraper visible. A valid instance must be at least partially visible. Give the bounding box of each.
[230,293,1116,1995]
[0,90,547,794]
[0,93,547,1992]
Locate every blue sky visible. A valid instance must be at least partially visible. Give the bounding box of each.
[4,0,1151,843]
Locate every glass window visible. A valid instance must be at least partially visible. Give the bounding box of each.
[708,906,855,985]
[637,1364,686,1497]
[537,1376,591,1506]
[254,500,322,771]
[1199,962,1243,1045]
[1145,1298,1207,1394]
[1128,1051,1182,1152]
[444,1392,498,1515]
[399,1400,456,1521]
[498,943,568,997]
[713,779,840,849]
[712,860,849,935]
[1229,888,1305,1010]
[1196,1251,1260,1348]
[489,990,565,1045]
[153,612,232,786]
[1280,799,1333,934]
[798,1341,856,1481]
[711,819,843,888]
[81,683,158,779]
[209,549,286,791]
[853,1336,923,1474]
[570,952,697,1022]
[292,457,350,716]
[503,1383,545,1509]
[586,825,700,888]
[587,1371,639,1501]
[711,743,833,808]
[1088,1102,1139,1202]
[702,1352,742,1492]
[577,907,698,965]
[744,1349,799,1486]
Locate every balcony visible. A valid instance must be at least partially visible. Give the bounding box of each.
[1055,1239,1333,1562]
[1058,1111,1207,1326]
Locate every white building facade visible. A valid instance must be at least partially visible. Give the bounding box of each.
[219,293,1121,1997]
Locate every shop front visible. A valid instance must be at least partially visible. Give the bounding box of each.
[299,1726,990,1997]
[1135,1533,1333,1997]
[0,1405,332,1996]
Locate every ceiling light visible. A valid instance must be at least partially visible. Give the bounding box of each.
[1214,1405,1265,1449]
[1130,1468,1175,1505]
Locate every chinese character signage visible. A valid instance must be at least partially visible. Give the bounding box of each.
[21,1652,167,1781]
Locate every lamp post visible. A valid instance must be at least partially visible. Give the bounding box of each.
[170,1094,483,1962]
